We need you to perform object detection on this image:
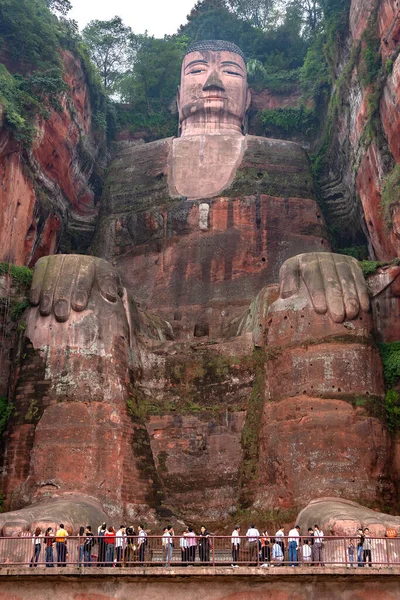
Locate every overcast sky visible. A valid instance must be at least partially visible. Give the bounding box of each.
[69,0,197,37]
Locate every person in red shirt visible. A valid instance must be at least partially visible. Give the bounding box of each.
[104,526,115,565]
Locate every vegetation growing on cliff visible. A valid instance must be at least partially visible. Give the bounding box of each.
[0,397,13,438]
[378,342,400,431]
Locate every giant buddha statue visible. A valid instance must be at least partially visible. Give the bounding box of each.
[0,41,394,533]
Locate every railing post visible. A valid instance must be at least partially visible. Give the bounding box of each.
[386,538,390,567]
[212,536,215,568]
[344,537,348,568]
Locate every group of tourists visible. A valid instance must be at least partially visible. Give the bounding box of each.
[27,521,377,568]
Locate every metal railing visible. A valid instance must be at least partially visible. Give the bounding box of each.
[0,535,399,568]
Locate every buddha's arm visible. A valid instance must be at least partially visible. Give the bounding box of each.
[279,253,370,323]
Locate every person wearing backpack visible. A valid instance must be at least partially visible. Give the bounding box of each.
[84,526,95,566]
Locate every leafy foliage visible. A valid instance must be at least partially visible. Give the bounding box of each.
[381,164,400,227]
[82,17,132,93]
[385,389,400,432]
[0,397,13,438]
[259,104,317,136]
[378,342,400,389]
[0,263,33,287]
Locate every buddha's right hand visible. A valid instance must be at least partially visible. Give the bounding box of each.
[29,255,123,323]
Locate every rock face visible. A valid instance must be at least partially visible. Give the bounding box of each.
[1,3,400,534]
[0,50,105,267]
[322,0,400,258]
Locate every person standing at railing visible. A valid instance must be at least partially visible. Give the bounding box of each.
[363,528,372,567]
[199,526,211,564]
[288,525,300,566]
[104,526,115,566]
[356,528,364,567]
[78,526,85,567]
[274,526,285,561]
[125,526,136,566]
[29,527,42,567]
[84,525,95,566]
[180,527,189,566]
[44,527,55,567]
[260,530,271,566]
[97,523,107,567]
[271,540,284,566]
[348,539,356,567]
[186,527,197,563]
[231,526,241,567]
[246,524,260,565]
[115,525,126,567]
[55,524,68,567]
[137,524,147,564]
[312,525,324,566]
[302,539,312,564]
[162,526,174,567]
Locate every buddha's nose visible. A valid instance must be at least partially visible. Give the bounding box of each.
[203,71,225,92]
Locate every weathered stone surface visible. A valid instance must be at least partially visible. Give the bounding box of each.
[0,497,107,536]
[0,50,105,266]
[0,568,400,600]
[297,497,400,537]
[257,397,390,510]
[93,135,327,339]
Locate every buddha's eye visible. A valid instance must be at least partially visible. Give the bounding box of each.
[223,70,243,77]
[189,69,206,75]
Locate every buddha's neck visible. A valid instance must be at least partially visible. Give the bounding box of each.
[180,117,243,136]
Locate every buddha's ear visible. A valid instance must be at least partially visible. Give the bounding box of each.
[176,85,181,116]
[176,85,182,136]
[246,88,251,112]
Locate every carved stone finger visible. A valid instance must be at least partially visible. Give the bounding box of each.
[334,254,359,320]
[71,257,96,312]
[317,253,345,323]
[300,253,327,314]
[279,256,300,299]
[96,260,121,303]
[53,256,81,322]
[346,255,370,312]
[39,255,64,317]
[29,256,49,306]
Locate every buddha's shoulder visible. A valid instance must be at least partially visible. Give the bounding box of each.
[244,135,309,166]
[111,137,174,172]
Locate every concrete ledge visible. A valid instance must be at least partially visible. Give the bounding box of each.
[1,566,400,577]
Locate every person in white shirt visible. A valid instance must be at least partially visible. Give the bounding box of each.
[180,528,188,565]
[288,525,300,566]
[162,525,174,567]
[231,526,241,567]
[271,541,284,565]
[115,525,126,567]
[246,524,260,565]
[274,526,285,561]
[302,540,312,563]
[312,525,324,565]
[137,524,147,564]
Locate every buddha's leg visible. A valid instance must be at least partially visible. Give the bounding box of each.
[0,256,154,534]
[256,281,390,511]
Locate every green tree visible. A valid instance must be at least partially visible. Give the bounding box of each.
[82,16,132,93]
[227,0,278,30]
[46,0,72,15]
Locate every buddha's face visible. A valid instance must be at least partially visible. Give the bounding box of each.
[177,49,251,135]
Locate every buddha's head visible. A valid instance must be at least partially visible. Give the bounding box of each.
[177,40,251,136]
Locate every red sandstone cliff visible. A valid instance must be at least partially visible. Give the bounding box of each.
[321,0,400,259]
[0,50,106,266]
